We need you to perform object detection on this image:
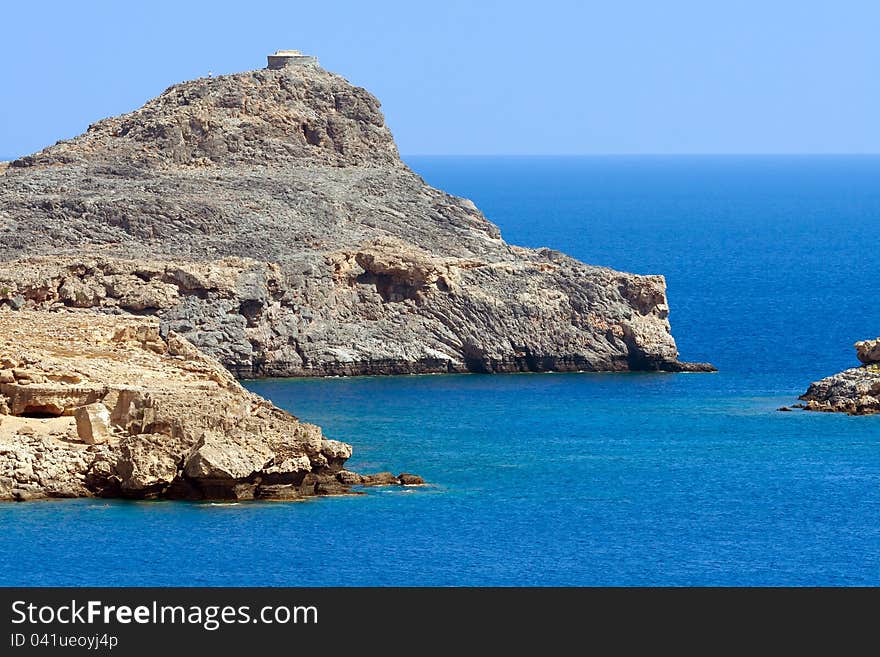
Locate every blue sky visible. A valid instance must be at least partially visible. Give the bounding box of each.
[1,0,877,157]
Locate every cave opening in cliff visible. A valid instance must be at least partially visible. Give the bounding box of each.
[17,405,64,419]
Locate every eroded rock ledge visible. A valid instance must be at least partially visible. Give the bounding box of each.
[799,338,880,415]
[0,310,421,501]
[0,250,713,377]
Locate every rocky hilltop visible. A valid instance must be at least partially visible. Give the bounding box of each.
[799,339,880,415]
[0,56,711,376]
[0,310,419,501]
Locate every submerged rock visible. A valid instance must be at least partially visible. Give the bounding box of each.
[0,56,711,377]
[0,311,415,501]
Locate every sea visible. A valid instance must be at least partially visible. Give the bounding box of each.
[2,155,879,586]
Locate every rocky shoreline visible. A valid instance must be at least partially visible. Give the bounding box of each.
[0,310,422,501]
[0,254,714,378]
[0,53,714,502]
[797,339,880,415]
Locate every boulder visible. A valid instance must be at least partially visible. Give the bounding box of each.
[361,472,399,486]
[336,470,364,485]
[184,431,273,481]
[74,402,112,444]
[321,439,353,461]
[855,338,880,365]
[115,433,181,493]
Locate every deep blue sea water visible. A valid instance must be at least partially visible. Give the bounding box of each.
[2,155,879,585]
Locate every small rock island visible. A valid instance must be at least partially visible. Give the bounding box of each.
[799,339,880,415]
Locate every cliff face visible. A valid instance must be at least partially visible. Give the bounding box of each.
[0,311,416,501]
[0,63,711,376]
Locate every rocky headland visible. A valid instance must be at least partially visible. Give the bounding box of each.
[0,53,712,501]
[0,55,712,377]
[0,310,419,501]
[798,339,880,415]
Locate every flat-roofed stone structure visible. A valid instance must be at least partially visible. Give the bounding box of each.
[267,49,318,69]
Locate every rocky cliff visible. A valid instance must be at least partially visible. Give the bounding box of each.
[0,59,712,376]
[0,310,419,501]
[799,339,880,415]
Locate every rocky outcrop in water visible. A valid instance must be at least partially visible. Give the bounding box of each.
[799,339,880,415]
[0,310,419,501]
[855,338,880,366]
[0,57,711,376]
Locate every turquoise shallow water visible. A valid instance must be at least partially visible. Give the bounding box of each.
[2,156,879,585]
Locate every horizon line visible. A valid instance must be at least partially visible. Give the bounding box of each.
[4,152,879,162]
[401,152,880,158]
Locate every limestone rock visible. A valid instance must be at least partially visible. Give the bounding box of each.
[0,60,711,377]
[336,470,364,485]
[800,340,880,415]
[855,338,880,365]
[74,402,112,444]
[0,382,106,416]
[800,367,880,415]
[398,473,425,485]
[320,438,352,468]
[0,311,411,501]
[263,455,312,484]
[183,431,273,481]
[116,433,181,494]
[361,472,399,486]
